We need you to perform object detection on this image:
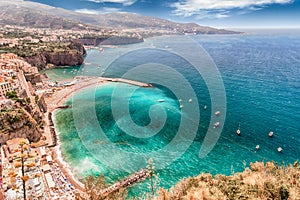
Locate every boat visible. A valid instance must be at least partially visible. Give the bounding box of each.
[157,99,165,102]
[188,98,192,103]
[277,147,283,153]
[269,131,273,137]
[256,145,260,150]
[204,105,207,110]
[236,124,241,136]
[179,99,182,103]
[180,105,183,109]
[215,111,220,116]
[214,122,220,128]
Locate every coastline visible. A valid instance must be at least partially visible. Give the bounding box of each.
[45,77,110,192]
[44,76,153,194]
[50,109,85,191]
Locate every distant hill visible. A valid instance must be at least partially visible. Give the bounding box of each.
[0,0,239,35]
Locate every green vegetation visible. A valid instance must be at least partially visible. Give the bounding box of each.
[0,40,81,58]
[155,161,300,200]
[75,161,299,200]
[6,91,18,99]
[35,95,39,104]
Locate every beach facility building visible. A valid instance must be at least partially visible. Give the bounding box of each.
[45,173,56,189]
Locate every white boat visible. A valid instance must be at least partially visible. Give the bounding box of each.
[204,105,207,110]
[256,145,260,150]
[188,98,192,103]
[277,147,283,152]
[214,122,220,128]
[179,99,182,103]
[269,131,273,137]
[236,123,241,136]
[215,111,220,116]
[180,105,183,109]
[157,99,165,102]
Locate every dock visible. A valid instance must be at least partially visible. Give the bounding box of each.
[102,77,152,87]
[100,168,151,197]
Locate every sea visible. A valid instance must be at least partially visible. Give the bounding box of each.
[43,29,300,197]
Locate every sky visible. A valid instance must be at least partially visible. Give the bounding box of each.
[26,0,300,28]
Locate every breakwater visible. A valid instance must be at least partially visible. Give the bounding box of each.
[48,112,57,148]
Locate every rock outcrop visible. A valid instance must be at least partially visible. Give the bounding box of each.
[24,41,86,69]
[0,106,42,144]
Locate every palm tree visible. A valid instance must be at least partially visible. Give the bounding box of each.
[18,139,29,200]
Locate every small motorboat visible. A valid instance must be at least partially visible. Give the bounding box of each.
[179,99,182,103]
[215,111,220,116]
[277,147,283,153]
[269,131,273,137]
[180,105,183,109]
[204,105,207,110]
[188,98,192,103]
[214,122,220,128]
[236,123,241,136]
[256,145,260,150]
[157,99,165,102]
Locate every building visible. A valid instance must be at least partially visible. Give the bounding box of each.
[0,82,13,96]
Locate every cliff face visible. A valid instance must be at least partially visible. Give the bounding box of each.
[24,41,86,69]
[0,107,42,144]
[43,50,84,66]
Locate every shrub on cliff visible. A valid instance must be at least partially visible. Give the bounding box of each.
[154,161,300,200]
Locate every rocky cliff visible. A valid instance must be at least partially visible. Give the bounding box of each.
[0,106,42,144]
[24,41,86,69]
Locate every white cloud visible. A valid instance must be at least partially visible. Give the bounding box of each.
[75,9,102,14]
[171,0,293,18]
[85,0,137,6]
[75,7,122,14]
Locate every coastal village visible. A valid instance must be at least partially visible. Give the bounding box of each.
[0,48,87,199]
[0,5,299,198]
[0,25,154,199]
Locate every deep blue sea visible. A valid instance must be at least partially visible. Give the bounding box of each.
[48,30,300,197]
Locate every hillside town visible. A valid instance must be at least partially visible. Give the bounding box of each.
[0,48,85,199]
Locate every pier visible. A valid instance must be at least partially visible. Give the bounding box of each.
[100,168,151,197]
[102,77,152,87]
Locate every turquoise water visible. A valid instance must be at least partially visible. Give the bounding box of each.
[41,66,81,81]
[52,32,300,196]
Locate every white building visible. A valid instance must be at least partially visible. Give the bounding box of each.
[0,82,13,96]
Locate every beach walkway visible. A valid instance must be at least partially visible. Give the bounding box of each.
[100,169,151,197]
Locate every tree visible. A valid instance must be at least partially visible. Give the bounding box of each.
[18,139,30,200]
[6,91,18,99]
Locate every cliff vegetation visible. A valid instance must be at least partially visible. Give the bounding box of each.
[0,92,43,143]
[75,161,300,200]
[155,161,300,200]
[0,40,86,69]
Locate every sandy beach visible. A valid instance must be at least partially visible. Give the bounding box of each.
[44,76,109,193]
[43,76,151,194]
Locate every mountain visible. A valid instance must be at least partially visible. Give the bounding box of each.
[0,0,239,35]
